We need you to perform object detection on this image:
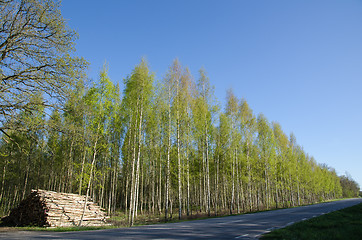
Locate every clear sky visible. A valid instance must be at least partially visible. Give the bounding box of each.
[61,0,362,189]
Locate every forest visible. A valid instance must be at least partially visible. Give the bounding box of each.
[0,0,360,226]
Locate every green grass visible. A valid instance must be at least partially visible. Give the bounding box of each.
[261,203,362,240]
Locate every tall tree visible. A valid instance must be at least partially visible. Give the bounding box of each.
[225,89,239,214]
[256,113,276,210]
[161,59,178,220]
[193,69,215,216]
[239,99,256,211]
[121,59,153,226]
[0,0,87,132]
[272,121,289,208]
[79,66,118,226]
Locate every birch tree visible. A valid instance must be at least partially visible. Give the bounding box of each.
[192,69,215,216]
[79,67,118,226]
[121,59,153,226]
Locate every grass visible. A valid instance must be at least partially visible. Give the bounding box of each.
[261,203,362,240]
[107,209,232,227]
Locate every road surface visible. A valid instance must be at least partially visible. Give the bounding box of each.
[1,198,361,239]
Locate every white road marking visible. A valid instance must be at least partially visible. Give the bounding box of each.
[148,227,171,230]
[218,219,244,225]
[235,234,249,238]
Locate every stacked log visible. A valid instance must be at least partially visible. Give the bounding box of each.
[2,189,109,227]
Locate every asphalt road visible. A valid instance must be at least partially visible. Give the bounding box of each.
[1,198,361,240]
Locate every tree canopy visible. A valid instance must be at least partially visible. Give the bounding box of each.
[0,0,87,133]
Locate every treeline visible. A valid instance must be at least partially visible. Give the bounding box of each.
[339,174,360,198]
[1,58,353,224]
[0,0,359,226]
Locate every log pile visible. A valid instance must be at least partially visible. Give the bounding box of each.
[2,189,109,227]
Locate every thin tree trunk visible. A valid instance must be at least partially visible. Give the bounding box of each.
[246,140,252,212]
[297,175,301,206]
[22,159,30,200]
[151,146,155,214]
[133,96,144,222]
[100,162,106,207]
[67,138,74,193]
[12,186,18,210]
[158,151,162,215]
[124,174,129,215]
[186,147,190,216]
[129,109,138,226]
[215,152,219,215]
[124,122,132,215]
[128,97,141,226]
[79,129,99,226]
[165,84,171,221]
[230,148,235,214]
[236,150,240,214]
[78,145,87,195]
[108,166,115,214]
[0,159,7,201]
[205,134,210,216]
[177,116,182,220]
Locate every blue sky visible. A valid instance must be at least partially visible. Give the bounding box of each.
[61,0,362,189]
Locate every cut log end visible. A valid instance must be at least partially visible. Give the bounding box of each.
[3,189,109,228]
